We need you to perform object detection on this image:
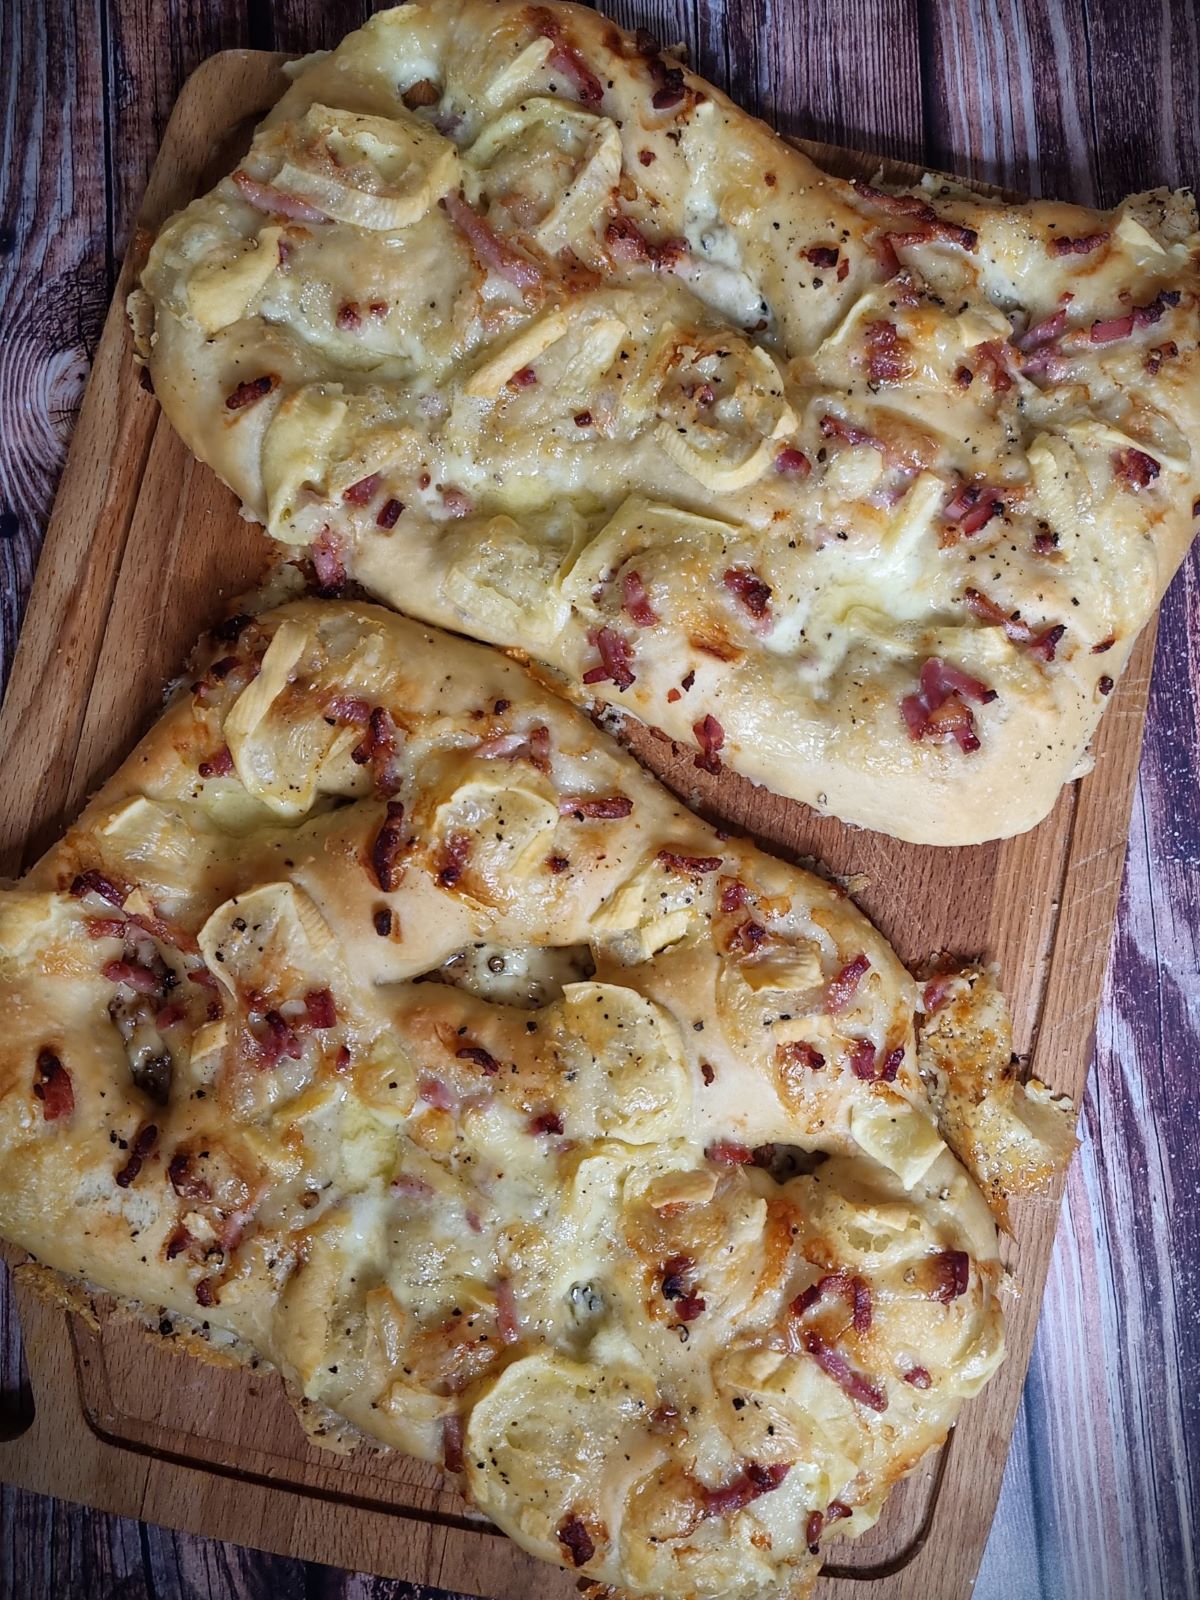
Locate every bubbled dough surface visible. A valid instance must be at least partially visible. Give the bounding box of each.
[0,601,1005,1600]
[136,0,1200,845]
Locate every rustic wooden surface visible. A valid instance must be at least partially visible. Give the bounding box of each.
[0,3,1196,1599]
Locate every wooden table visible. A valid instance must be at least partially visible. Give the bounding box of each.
[2,1,1197,1596]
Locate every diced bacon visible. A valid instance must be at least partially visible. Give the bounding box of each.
[1090,313,1134,344]
[256,1011,303,1068]
[371,800,407,893]
[606,213,651,263]
[441,191,543,290]
[102,958,161,995]
[582,626,636,691]
[944,479,1004,535]
[436,831,472,889]
[115,1122,159,1188]
[353,706,402,797]
[930,1249,970,1303]
[697,1461,792,1519]
[342,473,381,505]
[85,917,126,940]
[376,497,405,528]
[658,849,723,875]
[167,1151,210,1201]
[529,6,604,105]
[693,713,725,774]
[804,1332,887,1411]
[1050,231,1109,256]
[311,527,346,595]
[974,340,1013,392]
[819,412,883,452]
[198,745,234,779]
[529,1109,564,1135]
[336,301,362,332]
[775,446,811,477]
[558,794,634,819]
[825,954,871,1014]
[622,570,659,626]
[509,364,538,389]
[304,988,337,1030]
[418,1075,457,1112]
[224,374,279,411]
[70,869,129,906]
[232,169,327,223]
[726,918,767,956]
[901,657,995,753]
[904,1366,932,1388]
[491,1277,522,1344]
[864,319,911,384]
[476,731,528,760]
[804,245,841,269]
[440,486,474,518]
[1016,308,1068,355]
[527,724,552,772]
[325,693,372,726]
[791,1271,872,1335]
[155,1003,186,1030]
[705,1140,755,1166]
[922,975,956,1014]
[964,588,1065,660]
[872,232,902,280]
[719,877,748,913]
[1113,447,1160,489]
[775,1040,826,1073]
[165,1225,193,1261]
[442,1413,466,1474]
[723,566,772,626]
[373,908,393,937]
[806,1501,852,1552]
[33,1049,74,1121]
[557,1515,596,1568]
[457,1044,501,1076]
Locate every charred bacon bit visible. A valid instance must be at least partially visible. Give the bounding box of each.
[804,1332,888,1411]
[311,527,346,596]
[198,745,234,779]
[557,1515,596,1568]
[343,472,381,505]
[71,869,129,906]
[441,191,542,290]
[719,877,748,914]
[165,1225,193,1261]
[436,831,472,889]
[529,6,604,106]
[944,479,1004,536]
[1099,675,1114,695]
[168,1151,211,1201]
[606,213,651,264]
[775,445,811,477]
[1033,528,1059,555]
[256,1011,303,1068]
[804,245,841,270]
[558,794,634,820]
[33,1049,74,1121]
[371,800,407,893]
[1145,340,1179,375]
[901,657,995,753]
[660,1253,694,1302]
[849,1039,880,1081]
[376,496,405,529]
[853,181,935,223]
[864,318,912,384]
[705,1140,756,1166]
[582,626,636,691]
[354,706,402,796]
[529,1109,564,1135]
[657,849,723,875]
[527,724,552,773]
[792,1271,872,1334]
[224,374,279,412]
[1050,231,1109,256]
[693,712,725,774]
[1113,447,1160,489]
[954,364,974,388]
[305,988,337,1030]
[724,566,772,625]
[509,363,538,389]
[776,1039,826,1073]
[195,1277,217,1308]
[904,1366,933,1389]
[622,569,659,626]
[975,340,1013,392]
[211,613,252,645]
[457,1043,501,1076]
[726,918,767,956]
[700,1061,716,1085]
[326,693,372,726]
[373,907,393,937]
[930,1249,970,1303]
[232,169,326,223]
[442,1413,466,1473]
[697,1461,792,1519]
[825,953,871,1014]
[115,1122,159,1188]
[573,409,593,427]
[336,301,362,332]
[964,588,1065,660]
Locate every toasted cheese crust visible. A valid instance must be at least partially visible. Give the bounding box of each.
[0,599,1017,1599]
[133,0,1200,845]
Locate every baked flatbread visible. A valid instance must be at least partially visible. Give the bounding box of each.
[132,0,1200,844]
[0,599,1070,1598]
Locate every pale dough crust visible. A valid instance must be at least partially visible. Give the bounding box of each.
[133,0,1200,844]
[0,600,1072,1598]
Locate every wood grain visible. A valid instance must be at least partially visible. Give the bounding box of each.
[0,3,1197,1599]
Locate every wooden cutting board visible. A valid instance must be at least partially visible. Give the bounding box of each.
[0,48,1158,1600]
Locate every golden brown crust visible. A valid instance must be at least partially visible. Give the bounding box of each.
[0,599,1016,1598]
[134,0,1200,844]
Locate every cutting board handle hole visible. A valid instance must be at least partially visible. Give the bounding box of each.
[0,1257,35,1441]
